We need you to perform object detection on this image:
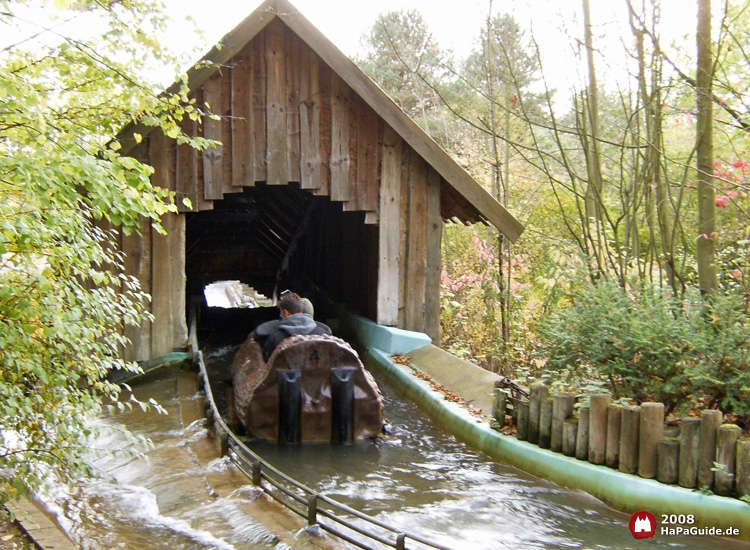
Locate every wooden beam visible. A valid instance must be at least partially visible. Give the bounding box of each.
[317,61,332,197]
[404,149,428,333]
[285,26,301,182]
[176,117,198,212]
[357,100,380,213]
[329,73,350,201]
[231,49,255,188]
[265,19,287,185]
[299,45,322,191]
[343,92,359,211]
[425,168,442,343]
[377,126,401,326]
[251,34,267,182]
[202,73,224,200]
[220,69,233,195]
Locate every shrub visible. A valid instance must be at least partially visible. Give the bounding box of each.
[538,281,750,425]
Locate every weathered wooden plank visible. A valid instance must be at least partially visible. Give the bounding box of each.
[424,168,442,343]
[202,73,224,199]
[151,213,172,358]
[285,26,301,182]
[220,69,233,194]
[251,34,267,182]
[342,92,359,211]
[299,45,322,191]
[365,211,380,225]
[149,129,175,194]
[265,19,287,185]
[124,141,153,360]
[316,61,332,196]
[377,126,402,326]
[168,213,188,350]
[398,143,409,328]
[358,101,380,213]
[176,117,198,211]
[404,149,428,333]
[231,50,255,188]
[329,74,350,201]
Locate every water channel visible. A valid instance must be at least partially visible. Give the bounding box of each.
[36,346,750,549]
[205,346,750,550]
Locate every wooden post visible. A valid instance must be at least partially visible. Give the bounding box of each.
[657,439,679,484]
[605,404,622,469]
[638,402,664,479]
[619,406,640,475]
[714,424,741,496]
[588,394,611,465]
[551,393,575,453]
[493,389,507,426]
[563,419,578,457]
[539,398,553,449]
[678,418,701,488]
[697,409,723,489]
[576,408,590,461]
[528,383,548,445]
[737,439,750,498]
[516,401,529,441]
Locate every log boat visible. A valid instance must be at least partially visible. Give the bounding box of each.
[231,332,385,444]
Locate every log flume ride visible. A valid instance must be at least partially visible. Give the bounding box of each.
[196,336,451,549]
[231,332,386,444]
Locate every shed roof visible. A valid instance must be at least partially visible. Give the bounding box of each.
[120,0,524,242]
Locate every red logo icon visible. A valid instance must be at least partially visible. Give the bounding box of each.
[628,510,657,539]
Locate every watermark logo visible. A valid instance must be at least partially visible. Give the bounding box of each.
[629,510,657,539]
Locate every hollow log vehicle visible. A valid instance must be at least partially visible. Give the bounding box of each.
[231,332,385,444]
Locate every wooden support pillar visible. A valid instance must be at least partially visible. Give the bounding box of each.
[697,409,723,489]
[562,419,578,457]
[678,418,701,488]
[516,401,529,441]
[539,398,553,449]
[714,424,741,496]
[551,393,575,453]
[576,408,590,461]
[588,394,611,465]
[492,389,507,426]
[605,404,622,469]
[528,384,548,445]
[657,439,679,484]
[737,439,750,498]
[619,406,640,475]
[377,128,401,326]
[638,402,664,479]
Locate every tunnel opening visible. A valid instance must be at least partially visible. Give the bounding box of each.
[186,183,378,347]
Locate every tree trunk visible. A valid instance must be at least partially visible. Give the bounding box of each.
[696,0,718,294]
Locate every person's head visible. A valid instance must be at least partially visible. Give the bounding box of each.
[278,291,303,317]
[301,297,314,317]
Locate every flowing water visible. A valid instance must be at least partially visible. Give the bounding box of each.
[200,344,748,550]
[33,348,750,549]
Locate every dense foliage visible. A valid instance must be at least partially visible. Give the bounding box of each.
[538,281,750,423]
[0,0,203,502]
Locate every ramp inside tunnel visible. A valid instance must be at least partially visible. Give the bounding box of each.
[185,184,378,345]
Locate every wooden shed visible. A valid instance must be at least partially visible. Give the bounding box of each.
[117,0,523,362]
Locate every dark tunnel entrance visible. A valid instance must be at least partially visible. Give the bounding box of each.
[185,183,379,345]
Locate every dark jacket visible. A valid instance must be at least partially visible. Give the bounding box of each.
[262,313,330,361]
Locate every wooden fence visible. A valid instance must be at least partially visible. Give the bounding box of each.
[494,384,750,500]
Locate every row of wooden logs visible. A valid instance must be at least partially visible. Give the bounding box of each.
[494,384,750,499]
